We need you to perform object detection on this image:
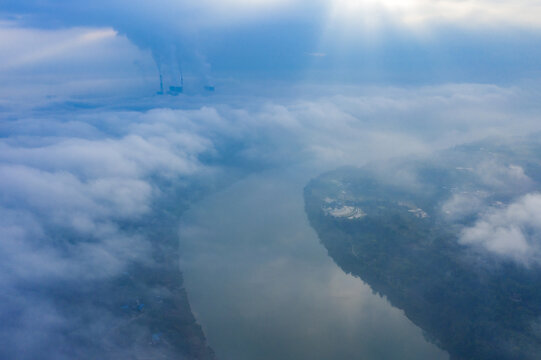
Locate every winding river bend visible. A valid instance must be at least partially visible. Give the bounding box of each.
[178,168,448,360]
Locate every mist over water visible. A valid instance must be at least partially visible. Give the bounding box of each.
[179,167,448,360]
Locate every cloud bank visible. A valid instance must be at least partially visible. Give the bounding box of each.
[2,82,541,357]
[0,104,218,358]
[461,193,541,265]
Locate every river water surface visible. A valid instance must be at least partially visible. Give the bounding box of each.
[178,168,448,360]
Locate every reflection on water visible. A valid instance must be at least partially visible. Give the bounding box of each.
[178,168,448,360]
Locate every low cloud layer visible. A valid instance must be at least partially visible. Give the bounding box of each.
[460,193,541,265]
[2,85,541,357]
[0,104,218,358]
[2,82,541,292]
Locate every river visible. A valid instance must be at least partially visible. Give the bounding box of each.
[178,167,448,360]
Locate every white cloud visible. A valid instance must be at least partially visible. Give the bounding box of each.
[0,27,118,71]
[328,0,541,30]
[0,23,156,110]
[475,161,534,191]
[0,107,219,291]
[460,193,541,265]
[442,192,488,221]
